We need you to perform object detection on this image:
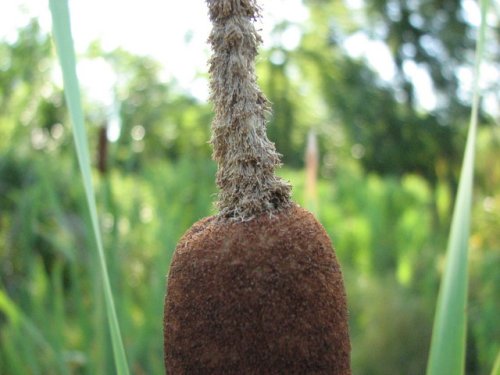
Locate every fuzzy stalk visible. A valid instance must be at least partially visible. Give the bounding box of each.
[207,0,292,221]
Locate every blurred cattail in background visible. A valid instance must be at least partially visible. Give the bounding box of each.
[305,129,319,215]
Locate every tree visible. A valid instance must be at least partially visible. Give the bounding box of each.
[269,0,499,184]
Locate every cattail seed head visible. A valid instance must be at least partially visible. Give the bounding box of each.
[164,206,351,374]
[164,0,351,373]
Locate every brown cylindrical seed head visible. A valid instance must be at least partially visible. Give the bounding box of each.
[164,205,351,374]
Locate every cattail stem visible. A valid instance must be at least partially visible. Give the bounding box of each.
[207,0,291,221]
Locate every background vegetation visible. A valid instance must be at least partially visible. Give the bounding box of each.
[1,1,499,374]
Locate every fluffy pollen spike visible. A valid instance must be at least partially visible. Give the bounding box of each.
[207,0,291,221]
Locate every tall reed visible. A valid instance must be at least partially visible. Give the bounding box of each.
[426,0,490,374]
[48,1,130,374]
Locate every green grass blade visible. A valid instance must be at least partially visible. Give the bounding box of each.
[0,288,54,358]
[492,350,500,375]
[426,1,490,374]
[48,1,130,374]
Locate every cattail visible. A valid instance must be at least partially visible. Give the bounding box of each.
[305,130,319,214]
[163,0,351,374]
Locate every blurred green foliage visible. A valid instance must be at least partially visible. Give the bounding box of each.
[1,1,499,374]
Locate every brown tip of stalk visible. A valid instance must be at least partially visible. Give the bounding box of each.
[164,205,351,374]
[207,0,292,221]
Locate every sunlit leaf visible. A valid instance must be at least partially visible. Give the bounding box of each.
[492,350,500,375]
[48,1,130,374]
[426,0,490,374]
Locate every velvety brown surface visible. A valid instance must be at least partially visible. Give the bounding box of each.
[164,205,351,374]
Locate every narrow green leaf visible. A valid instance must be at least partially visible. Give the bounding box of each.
[492,350,500,375]
[0,288,21,325]
[0,288,55,357]
[426,1,490,374]
[48,1,130,375]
